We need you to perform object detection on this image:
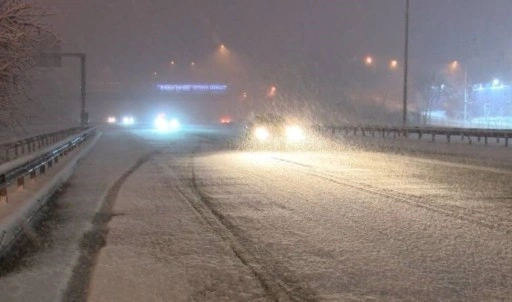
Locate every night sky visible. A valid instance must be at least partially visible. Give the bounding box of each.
[43,0,512,110]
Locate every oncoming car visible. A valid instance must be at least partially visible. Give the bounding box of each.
[244,114,307,148]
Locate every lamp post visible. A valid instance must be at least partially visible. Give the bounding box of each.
[463,67,468,126]
[451,61,468,126]
[402,0,410,128]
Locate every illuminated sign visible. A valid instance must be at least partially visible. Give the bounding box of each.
[157,84,227,93]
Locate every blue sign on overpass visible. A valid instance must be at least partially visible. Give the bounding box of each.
[156,84,228,94]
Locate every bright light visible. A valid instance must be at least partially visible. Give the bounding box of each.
[122,116,135,125]
[170,60,175,66]
[155,114,168,130]
[107,116,117,124]
[365,56,373,65]
[169,118,180,130]
[492,78,501,86]
[190,62,195,66]
[268,86,276,97]
[254,127,270,141]
[221,117,231,124]
[390,60,398,69]
[286,125,304,141]
[450,61,459,70]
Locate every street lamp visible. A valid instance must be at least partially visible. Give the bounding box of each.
[365,56,373,65]
[390,59,398,69]
[402,0,410,128]
[450,60,468,126]
[268,85,276,97]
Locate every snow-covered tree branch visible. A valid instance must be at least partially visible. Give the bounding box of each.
[0,0,54,128]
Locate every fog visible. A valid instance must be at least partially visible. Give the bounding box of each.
[25,0,512,127]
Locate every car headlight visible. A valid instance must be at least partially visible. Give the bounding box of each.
[122,116,135,125]
[254,127,269,141]
[169,118,180,130]
[107,116,117,124]
[155,114,168,130]
[286,125,304,141]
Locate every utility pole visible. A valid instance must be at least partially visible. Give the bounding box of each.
[80,54,87,127]
[463,66,467,127]
[402,0,410,128]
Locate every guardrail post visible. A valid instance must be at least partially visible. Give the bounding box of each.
[484,136,488,145]
[30,169,36,182]
[40,164,46,175]
[0,188,7,203]
[447,134,451,143]
[48,159,53,168]
[17,176,25,190]
[54,156,59,164]
[418,131,422,140]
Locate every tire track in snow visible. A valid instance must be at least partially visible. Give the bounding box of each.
[271,156,512,235]
[63,150,158,302]
[171,147,318,302]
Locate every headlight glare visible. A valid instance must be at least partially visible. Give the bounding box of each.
[286,125,304,141]
[254,127,269,141]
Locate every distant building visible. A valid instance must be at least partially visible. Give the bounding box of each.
[470,81,512,118]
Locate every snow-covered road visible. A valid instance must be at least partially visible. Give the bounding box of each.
[1,125,511,301]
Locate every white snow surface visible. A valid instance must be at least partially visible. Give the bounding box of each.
[0,127,152,301]
[88,127,512,301]
[0,125,511,301]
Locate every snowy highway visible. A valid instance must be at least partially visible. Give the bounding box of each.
[1,125,511,301]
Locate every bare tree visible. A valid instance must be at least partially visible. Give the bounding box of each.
[0,0,53,130]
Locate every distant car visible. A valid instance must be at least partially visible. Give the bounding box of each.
[121,115,135,126]
[220,117,232,124]
[107,116,117,124]
[154,113,180,131]
[244,114,306,145]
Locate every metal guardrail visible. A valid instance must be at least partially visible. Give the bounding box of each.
[315,125,512,147]
[0,128,96,203]
[0,127,86,163]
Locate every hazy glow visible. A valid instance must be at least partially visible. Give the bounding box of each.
[155,114,168,130]
[169,118,180,130]
[254,127,270,141]
[286,125,304,141]
[122,116,135,125]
